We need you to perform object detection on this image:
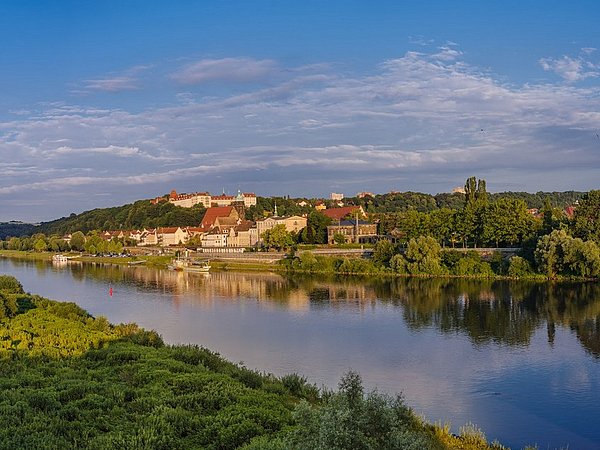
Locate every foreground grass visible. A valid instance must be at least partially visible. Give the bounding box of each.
[0,274,546,449]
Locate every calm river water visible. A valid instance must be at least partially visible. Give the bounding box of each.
[2,257,600,449]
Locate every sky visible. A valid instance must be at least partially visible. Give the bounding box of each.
[1,0,600,223]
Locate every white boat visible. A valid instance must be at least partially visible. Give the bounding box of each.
[168,258,211,273]
[52,254,69,263]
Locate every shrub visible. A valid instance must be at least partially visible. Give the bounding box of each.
[508,256,533,278]
[0,276,24,294]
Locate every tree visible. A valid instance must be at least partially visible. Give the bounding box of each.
[34,238,47,252]
[305,211,331,244]
[69,231,86,251]
[458,177,488,247]
[261,225,294,250]
[482,198,534,247]
[571,190,600,245]
[372,239,396,267]
[534,230,569,277]
[333,233,346,245]
[405,236,445,275]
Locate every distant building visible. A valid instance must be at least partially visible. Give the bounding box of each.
[255,215,307,246]
[357,192,374,198]
[200,206,239,230]
[151,189,257,209]
[327,220,377,244]
[322,206,366,221]
[330,192,344,201]
[453,187,466,194]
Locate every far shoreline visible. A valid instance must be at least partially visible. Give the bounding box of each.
[1,249,597,283]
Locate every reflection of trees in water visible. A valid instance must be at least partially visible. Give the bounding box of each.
[539,282,600,358]
[26,259,600,357]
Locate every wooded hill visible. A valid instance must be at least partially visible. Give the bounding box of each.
[0,190,584,239]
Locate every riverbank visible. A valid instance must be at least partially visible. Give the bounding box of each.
[2,249,594,282]
[0,274,529,450]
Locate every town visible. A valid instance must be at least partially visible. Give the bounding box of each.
[97,188,377,249]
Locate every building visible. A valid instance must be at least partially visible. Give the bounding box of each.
[330,192,344,201]
[322,206,366,221]
[200,206,239,230]
[150,189,257,209]
[255,215,307,245]
[168,190,212,208]
[327,220,377,244]
[357,192,374,198]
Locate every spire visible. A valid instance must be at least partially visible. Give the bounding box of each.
[274,201,278,217]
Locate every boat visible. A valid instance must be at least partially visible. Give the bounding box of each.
[168,258,211,273]
[52,254,69,263]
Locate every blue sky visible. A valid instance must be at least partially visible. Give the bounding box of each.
[1,1,599,222]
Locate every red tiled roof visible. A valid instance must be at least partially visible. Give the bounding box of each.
[322,206,363,220]
[200,206,235,228]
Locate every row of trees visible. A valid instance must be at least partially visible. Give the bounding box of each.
[0,231,127,255]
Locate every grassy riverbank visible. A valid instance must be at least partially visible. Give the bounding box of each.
[0,274,545,450]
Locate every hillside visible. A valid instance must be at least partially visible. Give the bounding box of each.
[4,190,585,238]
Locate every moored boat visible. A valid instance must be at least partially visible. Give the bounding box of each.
[168,258,211,272]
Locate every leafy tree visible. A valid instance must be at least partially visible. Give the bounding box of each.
[534,230,569,277]
[571,190,600,245]
[262,225,295,250]
[457,177,488,247]
[306,211,331,245]
[69,231,86,251]
[482,198,534,247]
[372,239,397,267]
[285,371,428,450]
[405,236,445,275]
[34,238,48,252]
[333,233,346,245]
[7,237,22,250]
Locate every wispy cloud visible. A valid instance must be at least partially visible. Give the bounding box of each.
[539,54,599,83]
[82,77,140,92]
[2,47,600,221]
[170,57,278,85]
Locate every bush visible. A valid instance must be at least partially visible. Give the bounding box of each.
[0,276,24,294]
[508,256,533,278]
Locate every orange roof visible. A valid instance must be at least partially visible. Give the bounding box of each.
[200,206,236,229]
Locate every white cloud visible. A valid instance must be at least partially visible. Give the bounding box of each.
[539,55,599,83]
[170,57,278,85]
[82,77,140,92]
[2,48,600,221]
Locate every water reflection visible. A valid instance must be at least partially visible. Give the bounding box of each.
[10,258,600,358]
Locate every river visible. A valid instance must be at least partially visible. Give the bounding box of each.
[2,257,599,449]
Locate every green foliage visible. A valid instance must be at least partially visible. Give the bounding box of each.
[284,370,430,450]
[372,239,397,268]
[405,236,446,275]
[508,256,534,278]
[333,233,346,244]
[0,275,24,294]
[571,189,600,245]
[261,224,295,250]
[36,200,207,235]
[69,231,86,251]
[0,285,311,450]
[534,229,600,278]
